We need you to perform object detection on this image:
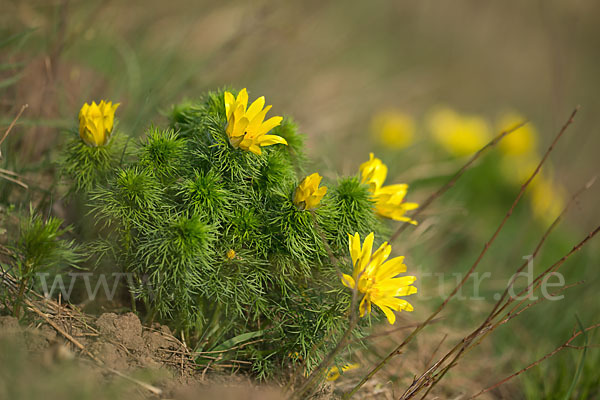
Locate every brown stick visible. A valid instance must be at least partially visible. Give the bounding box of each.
[468,323,600,399]
[489,176,595,321]
[345,108,578,399]
[408,177,596,399]
[0,171,28,189]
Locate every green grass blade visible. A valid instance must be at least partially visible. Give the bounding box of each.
[563,315,588,400]
[0,72,25,89]
[210,330,264,353]
[0,28,37,49]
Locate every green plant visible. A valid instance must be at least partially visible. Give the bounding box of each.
[6,208,82,316]
[61,88,400,377]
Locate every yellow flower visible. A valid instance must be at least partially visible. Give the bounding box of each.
[342,232,417,325]
[497,112,538,156]
[226,249,236,260]
[359,153,419,224]
[427,107,491,157]
[370,111,415,149]
[78,100,120,147]
[359,152,388,193]
[293,172,328,210]
[224,88,287,155]
[325,363,360,381]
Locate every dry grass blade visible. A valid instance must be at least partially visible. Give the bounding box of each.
[0,104,28,157]
[0,105,30,188]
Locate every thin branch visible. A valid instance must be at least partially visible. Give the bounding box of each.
[2,271,163,396]
[468,323,600,399]
[0,171,28,189]
[410,281,585,400]
[424,333,448,369]
[411,178,597,398]
[350,318,444,345]
[345,108,578,399]
[410,222,598,400]
[489,175,595,320]
[502,224,600,321]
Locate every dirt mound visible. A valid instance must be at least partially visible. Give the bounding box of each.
[92,312,172,371]
[0,305,289,399]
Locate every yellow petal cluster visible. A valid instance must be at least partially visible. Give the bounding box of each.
[427,107,491,157]
[342,232,416,325]
[360,153,419,224]
[224,88,287,155]
[370,111,415,149]
[325,363,360,381]
[78,100,120,147]
[293,173,328,210]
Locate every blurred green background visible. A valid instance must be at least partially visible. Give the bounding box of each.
[1,0,599,398]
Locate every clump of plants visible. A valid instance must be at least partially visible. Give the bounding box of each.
[59,89,419,377]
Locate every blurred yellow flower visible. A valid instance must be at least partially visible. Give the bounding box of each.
[226,249,236,260]
[326,363,360,381]
[224,88,287,155]
[427,107,491,157]
[497,112,537,156]
[360,153,419,224]
[500,154,540,185]
[78,100,120,147]
[293,173,327,210]
[342,232,417,325]
[371,111,415,149]
[530,176,565,224]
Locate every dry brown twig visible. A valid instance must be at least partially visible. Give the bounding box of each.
[468,323,600,399]
[405,180,597,399]
[345,108,583,399]
[0,104,29,188]
[0,104,28,153]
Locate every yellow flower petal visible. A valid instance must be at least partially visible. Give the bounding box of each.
[246,96,265,121]
[257,116,283,136]
[341,274,355,289]
[293,172,327,210]
[258,134,288,146]
[236,88,248,110]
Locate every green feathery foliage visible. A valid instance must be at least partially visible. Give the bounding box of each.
[61,88,391,377]
[3,209,83,314]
